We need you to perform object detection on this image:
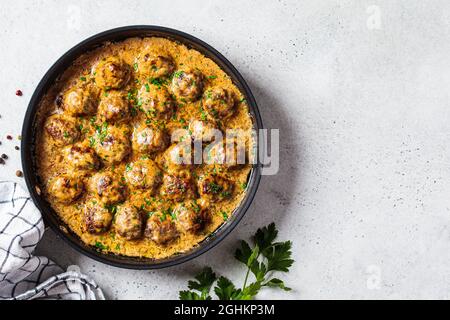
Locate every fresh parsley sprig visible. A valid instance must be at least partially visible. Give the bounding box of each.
[179,267,217,300]
[179,223,294,300]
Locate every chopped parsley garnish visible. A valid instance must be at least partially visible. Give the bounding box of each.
[221,211,228,220]
[208,182,222,194]
[94,241,107,251]
[221,191,231,198]
[200,108,207,121]
[173,71,184,79]
[96,122,108,143]
[89,136,96,147]
[149,77,167,89]
[104,203,117,214]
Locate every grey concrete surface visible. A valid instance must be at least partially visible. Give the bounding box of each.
[1,0,450,299]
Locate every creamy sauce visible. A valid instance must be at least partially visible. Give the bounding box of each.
[35,37,254,259]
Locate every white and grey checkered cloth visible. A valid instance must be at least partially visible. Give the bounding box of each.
[0,181,104,300]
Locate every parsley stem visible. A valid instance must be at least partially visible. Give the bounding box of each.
[243,251,261,290]
[242,267,251,290]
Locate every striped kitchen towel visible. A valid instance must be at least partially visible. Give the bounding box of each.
[0,180,104,300]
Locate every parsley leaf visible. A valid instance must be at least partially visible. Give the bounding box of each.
[179,223,294,300]
[214,277,241,300]
[179,267,217,300]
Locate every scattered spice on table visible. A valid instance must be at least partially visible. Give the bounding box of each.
[0,158,4,165]
[15,146,19,150]
[1,154,7,159]
[15,90,23,96]
[15,170,23,177]
[6,135,12,140]
[17,135,21,140]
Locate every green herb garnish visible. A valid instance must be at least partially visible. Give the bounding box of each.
[221,211,228,220]
[94,241,107,251]
[179,223,293,300]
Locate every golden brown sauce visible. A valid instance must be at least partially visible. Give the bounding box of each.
[35,37,254,259]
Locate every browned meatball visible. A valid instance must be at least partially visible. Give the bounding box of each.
[47,174,84,204]
[137,54,175,79]
[173,200,210,233]
[63,87,98,116]
[132,125,169,155]
[170,69,204,101]
[63,143,100,171]
[137,84,175,120]
[189,119,221,143]
[202,87,236,120]
[197,174,233,202]
[160,171,196,202]
[205,138,247,168]
[94,56,131,89]
[162,143,194,171]
[114,204,143,240]
[93,124,131,165]
[124,159,163,192]
[144,213,179,245]
[83,200,113,234]
[44,115,80,147]
[89,171,126,205]
[98,90,130,123]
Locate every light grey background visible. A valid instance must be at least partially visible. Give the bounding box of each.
[1,0,450,299]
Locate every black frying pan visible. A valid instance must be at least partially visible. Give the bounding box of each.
[21,26,263,269]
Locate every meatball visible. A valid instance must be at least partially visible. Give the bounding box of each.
[144,213,179,245]
[83,200,113,234]
[124,159,163,192]
[160,171,196,202]
[93,124,131,165]
[137,84,175,120]
[89,171,126,205]
[63,87,98,116]
[162,143,193,171]
[44,115,80,147]
[205,138,246,168]
[63,143,100,171]
[94,56,131,89]
[197,174,233,202]
[170,69,204,101]
[189,119,221,143]
[132,125,169,155]
[98,90,130,123]
[202,87,236,120]
[137,54,175,79]
[173,200,210,233]
[114,204,143,240]
[48,174,84,204]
